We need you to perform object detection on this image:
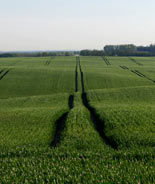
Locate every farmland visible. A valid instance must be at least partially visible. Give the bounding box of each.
[0,56,154,183]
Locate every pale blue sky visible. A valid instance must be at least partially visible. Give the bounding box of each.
[0,0,155,51]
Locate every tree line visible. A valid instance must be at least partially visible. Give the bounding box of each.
[0,51,80,58]
[80,44,155,56]
[1,44,155,57]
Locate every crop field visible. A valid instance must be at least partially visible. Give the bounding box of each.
[0,56,154,183]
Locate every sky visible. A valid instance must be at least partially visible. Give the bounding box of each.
[0,0,155,51]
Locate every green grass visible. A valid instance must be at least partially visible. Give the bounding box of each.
[0,56,154,183]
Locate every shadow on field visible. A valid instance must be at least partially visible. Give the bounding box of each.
[51,95,74,148]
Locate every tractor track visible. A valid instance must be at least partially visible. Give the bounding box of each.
[0,69,5,75]
[0,60,19,80]
[120,65,155,83]
[128,57,143,66]
[45,57,55,65]
[0,69,10,80]
[52,56,118,149]
[51,58,78,147]
[102,56,111,65]
[78,56,118,149]
[78,58,85,93]
[51,95,74,147]
[45,61,51,65]
[75,57,78,92]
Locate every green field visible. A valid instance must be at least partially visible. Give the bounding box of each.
[0,56,154,183]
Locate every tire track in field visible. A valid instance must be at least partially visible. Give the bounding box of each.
[45,60,51,65]
[75,57,78,92]
[0,69,5,75]
[45,56,55,65]
[51,95,74,147]
[78,58,85,93]
[0,69,10,80]
[78,56,118,149]
[102,56,111,65]
[0,60,20,80]
[128,57,143,66]
[51,57,78,147]
[120,65,155,83]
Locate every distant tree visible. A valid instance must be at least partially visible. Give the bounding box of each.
[65,52,70,56]
[42,52,48,57]
[104,44,137,56]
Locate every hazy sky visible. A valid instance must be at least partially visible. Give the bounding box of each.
[0,0,155,51]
